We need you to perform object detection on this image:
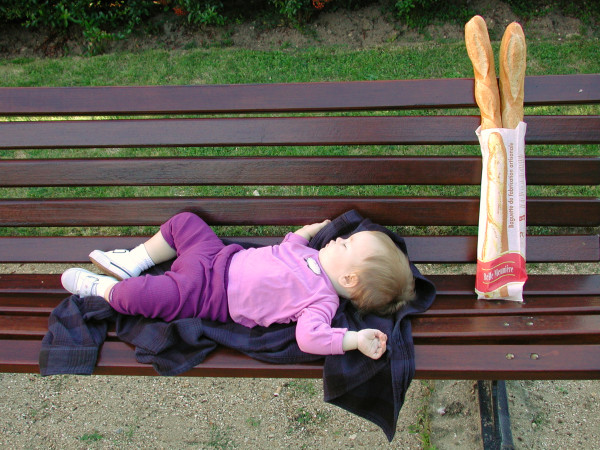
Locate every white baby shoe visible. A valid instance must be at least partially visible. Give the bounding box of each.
[61,268,117,298]
[89,248,144,280]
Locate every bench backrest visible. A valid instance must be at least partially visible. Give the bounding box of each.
[1,74,598,263]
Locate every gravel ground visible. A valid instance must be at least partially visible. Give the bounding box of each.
[1,374,598,449]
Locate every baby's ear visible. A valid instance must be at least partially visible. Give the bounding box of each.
[339,272,359,289]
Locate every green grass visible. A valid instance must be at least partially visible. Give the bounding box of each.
[1,39,599,87]
[79,430,104,442]
[408,380,437,449]
[206,424,234,449]
[0,40,598,239]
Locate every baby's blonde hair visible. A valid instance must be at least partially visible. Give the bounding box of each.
[348,231,416,316]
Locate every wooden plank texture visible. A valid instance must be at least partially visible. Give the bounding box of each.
[2,274,599,314]
[0,197,597,227]
[1,156,598,187]
[3,314,600,344]
[0,75,598,115]
[2,274,595,298]
[2,340,599,379]
[414,344,600,379]
[428,274,600,297]
[1,235,598,263]
[3,293,599,319]
[1,115,599,149]
[411,315,600,343]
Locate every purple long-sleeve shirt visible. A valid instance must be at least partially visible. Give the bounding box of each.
[227,233,348,355]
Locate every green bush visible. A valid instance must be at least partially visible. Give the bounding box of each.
[1,0,596,54]
[505,0,600,23]
[393,0,473,28]
[393,0,598,28]
[0,0,160,53]
[0,0,227,53]
[175,1,226,26]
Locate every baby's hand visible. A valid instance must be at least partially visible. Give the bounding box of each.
[294,219,331,240]
[357,329,388,360]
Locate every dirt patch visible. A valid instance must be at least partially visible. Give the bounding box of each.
[2,374,598,448]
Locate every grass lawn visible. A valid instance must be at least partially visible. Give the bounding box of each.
[1,39,599,86]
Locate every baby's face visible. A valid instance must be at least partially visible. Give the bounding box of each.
[318,231,383,279]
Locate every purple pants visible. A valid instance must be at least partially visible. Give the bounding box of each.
[110,212,242,322]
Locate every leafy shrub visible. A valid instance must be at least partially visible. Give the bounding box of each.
[393,0,473,28]
[1,0,596,55]
[0,0,160,53]
[0,0,374,32]
[171,1,226,26]
[505,0,599,23]
[0,0,227,53]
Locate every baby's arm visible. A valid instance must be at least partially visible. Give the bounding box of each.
[343,329,388,360]
[295,302,388,359]
[294,219,331,241]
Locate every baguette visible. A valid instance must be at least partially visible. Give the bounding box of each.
[482,131,510,299]
[482,132,509,262]
[465,15,502,130]
[499,22,527,128]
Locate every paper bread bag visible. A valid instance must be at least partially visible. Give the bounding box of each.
[475,123,527,300]
[465,16,528,301]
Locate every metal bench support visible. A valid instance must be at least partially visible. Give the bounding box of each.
[478,380,515,450]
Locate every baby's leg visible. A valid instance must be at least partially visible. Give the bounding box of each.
[90,243,156,280]
[158,212,224,258]
[108,272,190,321]
[88,213,199,280]
[107,213,228,321]
[144,230,177,263]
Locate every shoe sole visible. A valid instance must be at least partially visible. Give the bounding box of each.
[89,250,131,281]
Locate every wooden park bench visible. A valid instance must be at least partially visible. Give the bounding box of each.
[1,74,598,447]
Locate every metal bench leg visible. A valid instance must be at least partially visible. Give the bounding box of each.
[478,380,515,450]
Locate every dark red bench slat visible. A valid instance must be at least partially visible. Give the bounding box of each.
[3,296,600,319]
[421,295,600,316]
[1,235,598,264]
[0,340,326,378]
[0,315,49,337]
[405,235,600,264]
[3,295,599,319]
[1,115,599,149]
[428,274,600,297]
[0,197,480,227]
[0,80,476,115]
[0,75,597,115]
[3,314,599,345]
[0,197,597,227]
[1,156,598,187]
[2,157,482,186]
[415,344,600,380]
[2,274,598,316]
[412,314,600,343]
[2,274,597,295]
[2,339,599,379]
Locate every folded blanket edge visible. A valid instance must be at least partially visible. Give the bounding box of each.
[39,345,99,376]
